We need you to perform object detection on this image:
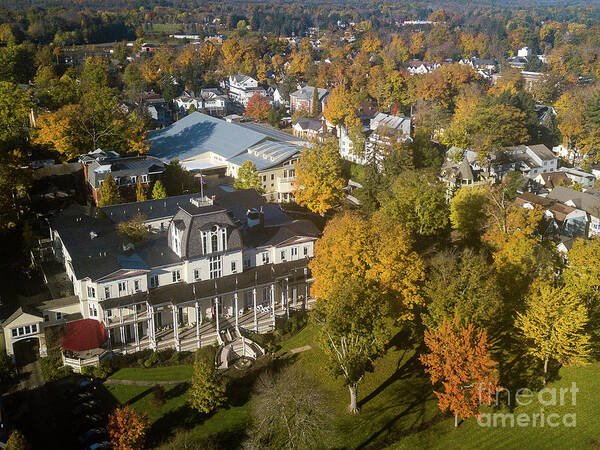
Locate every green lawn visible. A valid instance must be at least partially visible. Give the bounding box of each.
[105,324,600,449]
[392,362,600,450]
[277,322,320,353]
[109,365,193,382]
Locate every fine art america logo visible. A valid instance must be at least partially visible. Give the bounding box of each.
[477,382,578,428]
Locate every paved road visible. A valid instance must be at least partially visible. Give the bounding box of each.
[18,360,44,390]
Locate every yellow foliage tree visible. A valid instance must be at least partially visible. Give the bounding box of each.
[293,138,345,215]
[309,210,425,320]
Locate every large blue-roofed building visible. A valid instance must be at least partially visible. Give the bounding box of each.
[148,112,307,202]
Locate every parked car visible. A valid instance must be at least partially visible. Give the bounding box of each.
[73,402,96,415]
[78,427,107,444]
[87,441,110,450]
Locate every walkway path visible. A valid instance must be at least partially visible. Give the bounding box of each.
[104,378,189,386]
[288,344,313,354]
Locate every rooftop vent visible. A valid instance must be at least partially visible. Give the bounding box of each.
[90,231,98,239]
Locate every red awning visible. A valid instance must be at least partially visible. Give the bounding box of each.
[61,319,107,352]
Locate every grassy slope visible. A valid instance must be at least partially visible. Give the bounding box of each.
[108,365,193,382]
[393,362,600,450]
[105,324,600,449]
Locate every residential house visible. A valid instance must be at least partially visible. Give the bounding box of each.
[547,185,600,236]
[559,167,596,187]
[79,150,166,206]
[406,60,442,75]
[516,191,588,238]
[292,118,325,140]
[440,155,494,199]
[496,144,558,179]
[174,89,230,117]
[148,112,307,202]
[226,75,266,106]
[144,97,172,128]
[534,171,571,190]
[289,86,329,114]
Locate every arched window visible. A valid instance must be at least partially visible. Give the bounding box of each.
[211,232,218,253]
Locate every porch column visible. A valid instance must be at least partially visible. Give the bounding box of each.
[148,304,156,350]
[215,297,220,336]
[195,300,200,349]
[104,311,112,351]
[304,268,309,309]
[172,304,180,351]
[253,288,258,332]
[270,283,275,329]
[119,307,125,353]
[286,277,290,319]
[133,306,139,351]
[280,280,285,311]
[234,292,239,330]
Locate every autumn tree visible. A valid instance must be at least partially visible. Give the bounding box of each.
[245,93,271,121]
[117,214,149,242]
[293,138,345,215]
[563,238,600,304]
[310,210,425,320]
[5,429,29,450]
[108,406,150,450]
[245,365,334,448]
[189,355,226,414]
[316,279,390,413]
[420,317,501,427]
[516,281,590,384]
[323,85,357,128]
[98,174,122,206]
[234,160,263,193]
[423,250,502,330]
[136,178,147,202]
[450,186,489,242]
[379,170,448,237]
[152,180,167,199]
[311,85,320,117]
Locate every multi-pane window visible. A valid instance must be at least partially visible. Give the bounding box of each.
[150,274,159,288]
[231,261,237,273]
[87,286,96,298]
[209,256,222,279]
[281,250,286,261]
[134,280,140,292]
[304,246,308,256]
[291,247,298,258]
[89,303,98,317]
[172,270,181,282]
[262,252,270,264]
[104,286,111,299]
[202,226,227,254]
[194,268,201,280]
[118,281,127,295]
[11,324,38,338]
[56,312,63,320]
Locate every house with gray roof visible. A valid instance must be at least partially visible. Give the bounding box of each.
[289,86,329,114]
[80,150,166,205]
[548,186,600,237]
[38,190,320,362]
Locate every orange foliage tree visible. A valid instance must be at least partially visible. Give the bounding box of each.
[108,406,150,450]
[420,317,501,427]
[245,93,271,121]
[309,210,425,321]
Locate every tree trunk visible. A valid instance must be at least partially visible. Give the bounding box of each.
[543,357,549,385]
[348,384,359,414]
[455,414,458,427]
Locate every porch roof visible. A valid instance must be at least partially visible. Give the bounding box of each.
[101,259,311,310]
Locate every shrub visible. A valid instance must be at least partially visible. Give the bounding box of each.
[194,345,217,364]
[81,366,95,377]
[143,352,160,368]
[93,363,113,379]
[40,352,73,382]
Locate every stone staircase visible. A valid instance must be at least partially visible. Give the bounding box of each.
[215,327,265,369]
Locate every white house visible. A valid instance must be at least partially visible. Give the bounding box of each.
[226,75,266,106]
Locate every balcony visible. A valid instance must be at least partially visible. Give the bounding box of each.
[277,177,295,194]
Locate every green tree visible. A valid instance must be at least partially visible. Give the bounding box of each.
[311,86,320,117]
[188,356,226,414]
[316,279,390,413]
[117,214,149,242]
[136,178,147,202]
[98,174,122,206]
[379,170,448,236]
[234,160,263,193]
[152,180,167,199]
[293,138,345,215]
[449,186,489,243]
[516,281,591,384]
[164,160,196,196]
[423,250,502,329]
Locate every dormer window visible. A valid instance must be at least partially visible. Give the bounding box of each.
[201,225,227,254]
